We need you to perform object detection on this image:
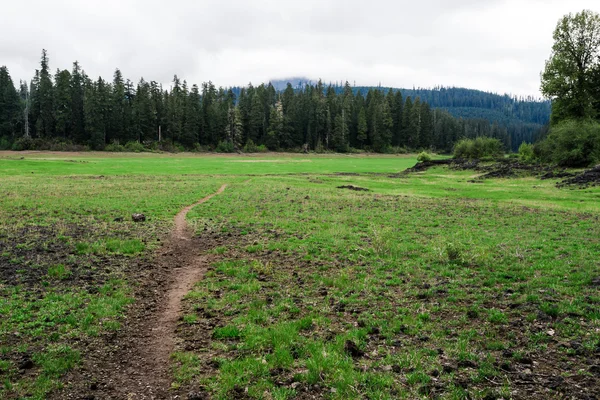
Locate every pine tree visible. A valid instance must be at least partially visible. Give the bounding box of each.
[225,105,243,150]
[419,101,433,149]
[0,66,22,141]
[19,80,30,138]
[248,92,263,144]
[110,69,126,144]
[181,84,201,147]
[402,97,413,148]
[70,62,85,143]
[408,97,422,148]
[29,71,40,138]
[123,79,136,142]
[332,109,349,151]
[150,81,165,143]
[167,75,184,143]
[281,84,299,147]
[265,102,283,150]
[393,91,404,146]
[54,69,72,139]
[37,50,55,138]
[83,78,100,148]
[96,77,111,145]
[133,79,155,143]
[201,81,217,145]
[357,108,367,147]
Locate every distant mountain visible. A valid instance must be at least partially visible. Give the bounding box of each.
[262,80,551,147]
[268,80,550,124]
[375,86,551,126]
[268,77,313,91]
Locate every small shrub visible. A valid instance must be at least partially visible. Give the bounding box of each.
[537,119,600,167]
[216,140,235,153]
[174,142,186,153]
[335,143,350,153]
[417,151,433,162]
[124,141,146,153]
[243,139,259,153]
[381,146,408,154]
[518,142,536,163]
[347,147,364,154]
[0,137,12,150]
[105,143,126,152]
[11,138,89,152]
[193,143,210,152]
[454,137,504,159]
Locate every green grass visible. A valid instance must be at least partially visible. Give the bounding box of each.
[75,239,145,255]
[0,152,418,176]
[1,152,599,399]
[181,168,600,398]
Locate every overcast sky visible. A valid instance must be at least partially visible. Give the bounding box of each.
[1,0,597,97]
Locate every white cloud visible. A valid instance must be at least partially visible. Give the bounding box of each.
[1,0,598,95]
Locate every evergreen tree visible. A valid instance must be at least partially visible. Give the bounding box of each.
[150,81,165,143]
[54,69,72,139]
[265,102,283,150]
[225,105,243,149]
[357,108,367,147]
[248,92,264,144]
[182,84,201,147]
[28,71,40,138]
[19,80,30,138]
[70,62,85,143]
[201,81,217,145]
[419,101,433,149]
[402,97,414,148]
[393,91,404,146]
[408,98,422,149]
[167,75,184,143]
[0,67,22,141]
[37,50,55,138]
[83,78,101,149]
[110,69,126,144]
[2,50,521,152]
[332,108,349,151]
[133,79,155,143]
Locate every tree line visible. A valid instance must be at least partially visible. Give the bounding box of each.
[0,50,515,153]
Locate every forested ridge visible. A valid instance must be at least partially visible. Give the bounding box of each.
[0,51,543,153]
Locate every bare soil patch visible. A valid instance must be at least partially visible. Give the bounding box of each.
[405,159,579,183]
[337,185,370,192]
[558,165,600,188]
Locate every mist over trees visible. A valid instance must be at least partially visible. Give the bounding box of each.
[0,50,544,153]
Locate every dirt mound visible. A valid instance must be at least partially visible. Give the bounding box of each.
[337,185,370,191]
[404,159,454,173]
[557,165,600,188]
[540,170,576,180]
[406,159,576,183]
[477,161,545,179]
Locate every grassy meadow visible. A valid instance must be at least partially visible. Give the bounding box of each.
[0,152,599,399]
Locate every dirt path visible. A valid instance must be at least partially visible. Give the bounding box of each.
[55,185,227,400]
[136,184,228,397]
